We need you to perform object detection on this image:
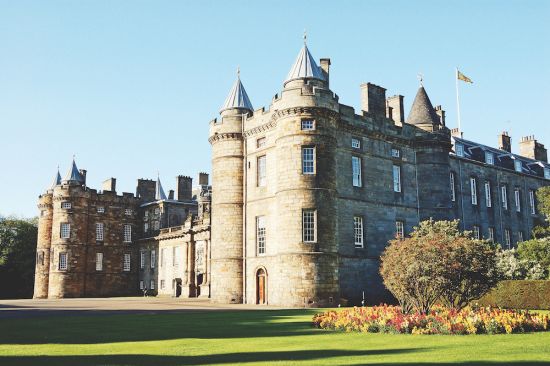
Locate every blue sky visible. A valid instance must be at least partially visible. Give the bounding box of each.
[1,0,549,217]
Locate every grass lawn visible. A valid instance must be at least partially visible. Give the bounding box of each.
[1,309,550,366]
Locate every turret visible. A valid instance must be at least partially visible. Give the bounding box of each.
[208,70,252,303]
[406,84,442,132]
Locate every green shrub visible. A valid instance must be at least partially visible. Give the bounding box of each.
[477,280,550,310]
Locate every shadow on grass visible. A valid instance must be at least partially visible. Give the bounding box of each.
[1,310,323,344]
[0,349,419,366]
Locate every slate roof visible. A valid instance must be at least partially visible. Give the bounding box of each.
[220,74,253,113]
[407,86,440,126]
[284,44,326,85]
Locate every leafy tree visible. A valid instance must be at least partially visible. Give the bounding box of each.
[380,219,499,314]
[0,216,38,299]
[533,187,550,238]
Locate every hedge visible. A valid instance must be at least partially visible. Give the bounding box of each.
[477,280,550,310]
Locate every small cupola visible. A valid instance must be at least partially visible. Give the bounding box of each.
[219,68,254,115]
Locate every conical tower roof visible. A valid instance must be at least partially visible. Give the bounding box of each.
[406,86,440,126]
[219,71,253,114]
[155,175,167,201]
[50,167,62,189]
[284,43,326,85]
[63,158,83,184]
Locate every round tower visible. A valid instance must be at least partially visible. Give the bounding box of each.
[208,72,253,303]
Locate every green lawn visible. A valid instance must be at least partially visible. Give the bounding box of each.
[1,309,550,366]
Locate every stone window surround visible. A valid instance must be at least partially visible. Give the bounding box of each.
[395,220,405,239]
[300,118,315,131]
[393,165,402,193]
[60,223,70,239]
[484,181,492,208]
[353,216,363,248]
[301,146,315,175]
[123,253,131,272]
[352,156,362,188]
[96,252,103,271]
[61,202,72,210]
[59,252,68,271]
[302,209,316,243]
[123,224,132,243]
[470,177,478,205]
[257,155,267,187]
[96,222,104,242]
[256,216,266,255]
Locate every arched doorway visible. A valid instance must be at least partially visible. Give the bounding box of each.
[256,268,267,305]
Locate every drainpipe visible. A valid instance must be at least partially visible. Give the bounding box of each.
[241,113,247,304]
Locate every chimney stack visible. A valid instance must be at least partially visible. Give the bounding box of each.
[360,83,387,118]
[198,172,209,186]
[79,169,87,186]
[177,175,193,201]
[136,179,156,202]
[168,189,175,200]
[320,58,331,87]
[434,105,446,126]
[519,135,548,162]
[451,128,463,138]
[102,178,116,192]
[498,131,511,153]
[386,95,405,124]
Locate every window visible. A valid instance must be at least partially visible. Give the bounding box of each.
[396,221,405,239]
[61,202,72,209]
[96,223,104,241]
[97,206,105,213]
[174,247,181,267]
[505,229,511,249]
[391,148,401,158]
[60,223,70,239]
[153,220,160,230]
[354,216,364,248]
[488,227,495,243]
[154,207,160,215]
[514,160,522,173]
[172,247,177,266]
[472,225,480,240]
[351,138,361,149]
[37,251,44,266]
[456,143,464,157]
[301,119,315,130]
[501,186,508,209]
[257,155,266,187]
[302,147,315,174]
[123,253,131,271]
[529,190,536,215]
[140,281,144,290]
[470,178,477,205]
[96,253,103,271]
[160,280,165,289]
[125,209,133,216]
[123,224,132,243]
[144,211,149,219]
[144,223,149,232]
[485,152,494,165]
[257,137,266,148]
[352,156,362,187]
[302,210,316,243]
[140,251,145,269]
[161,248,166,267]
[484,181,492,208]
[59,252,68,271]
[393,165,402,193]
[450,172,456,202]
[545,168,550,180]
[150,280,155,290]
[151,250,156,269]
[514,189,521,212]
[518,232,524,243]
[257,216,266,255]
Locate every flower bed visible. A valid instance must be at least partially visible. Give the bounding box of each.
[312,305,549,335]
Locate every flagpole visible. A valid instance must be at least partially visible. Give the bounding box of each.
[455,67,462,135]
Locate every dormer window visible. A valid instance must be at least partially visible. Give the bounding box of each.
[391,148,401,158]
[514,160,522,173]
[456,143,464,157]
[301,119,315,130]
[485,152,494,165]
[61,202,72,209]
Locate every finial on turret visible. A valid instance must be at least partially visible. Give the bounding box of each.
[303,29,307,45]
[417,73,424,87]
[237,66,240,79]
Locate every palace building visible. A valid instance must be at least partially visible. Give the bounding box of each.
[34,41,550,306]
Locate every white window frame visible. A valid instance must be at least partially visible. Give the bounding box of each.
[140,251,145,269]
[140,280,144,290]
[60,223,70,239]
[96,252,103,271]
[396,221,405,239]
[302,147,315,175]
[505,229,511,249]
[518,231,524,243]
[160,280,165,289]
[125,209,133,216]
[514,160,522,173]
[456,143,464,157]
[473,225,480,240]
[123,253,131,272]
[391,148,401,158]
[59,252,68,271]
[61,202,72,209]
[393,165,402,193]
[257,155,267,187]
[545,168,550,180]
[488,227,495,243]
[151,250,156,269]
[302,210,316,243]
[352,156,362,187]
[144,223,149,232]
[256,216,266,255]
[470,177,478,205]
[501,185,508,210]
[529,190,536,215]
[484,181,492,208]
[96,222,104,241]
[123,224,132,243]
[161,248,166,267]
[354,216,364,248]
[485,152,494,165]
[351,138,361,149]
[514,188,521,212]
[97,206,105,213]
[450,172,456,202]
[150,280,155,290]
[301,119,315,130]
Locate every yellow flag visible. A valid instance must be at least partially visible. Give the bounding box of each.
[457,70,473,84]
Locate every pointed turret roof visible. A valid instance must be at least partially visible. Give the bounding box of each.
[284,42,326,85]
[50,167,62,190]
[155,175,167,201]
[407,86,440,126]
[63,158,83,184]
[219,70,254,114]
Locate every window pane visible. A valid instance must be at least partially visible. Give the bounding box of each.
[393,165,401,192]
[352,156,362,187]
[351,138,361,149]
[59,252,68,270]
[303,210,316,242]
[124,225,132,242]
[470,178,477,205]
[123,254,131,271]
[257,216,266,254]
[257,155,266,187]
[302,147,315,174]
[60,223,70,239]
[354,216,363,248]
[301,120,315,130]
[96,253,103,271]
